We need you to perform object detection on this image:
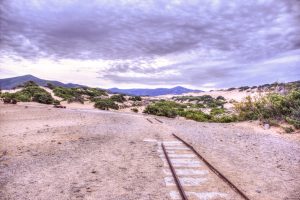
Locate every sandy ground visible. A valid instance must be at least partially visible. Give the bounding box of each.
[1,103,299,200]
[1,87,263,113]
[158,89,265,102]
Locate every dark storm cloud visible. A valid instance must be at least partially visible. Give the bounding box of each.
[1,0,300,60]
[0,0,300,87]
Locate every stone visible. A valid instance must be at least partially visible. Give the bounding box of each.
[263,124,270,129]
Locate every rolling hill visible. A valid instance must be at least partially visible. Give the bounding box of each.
[0,75,85,90]
[0,75,202,96]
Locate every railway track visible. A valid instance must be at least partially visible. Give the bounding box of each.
[158,134,250,200]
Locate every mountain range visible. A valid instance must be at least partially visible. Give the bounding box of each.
[0,74,85,90]
[109,87,202,96]
[0,75,201,96]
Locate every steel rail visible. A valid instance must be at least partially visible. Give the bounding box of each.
[146,118,153,123]
[161,143,188,200]
[154,118,163,123]
[173,134,251,200]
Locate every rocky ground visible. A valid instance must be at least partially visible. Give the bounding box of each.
[0,102,299,200]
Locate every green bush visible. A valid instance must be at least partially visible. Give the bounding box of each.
[15,93,31,102]
[1,85,55,104]
[179,110,211,122]
[67,94,84,104]
[53,100,61,105]
[21,81,38,88]
[129,96,142,101]
[53,87,108,103]
[143,101,184,118]
[94,99,119,110]
[1,92,18,104]
[210,108,225,116]
[212,115,238,123]
[32,92,54,104]
[173,95,225,108]
[46,82,55,89]
[110,94,126,103]
[235,90,300,129]
[53,87,75,100]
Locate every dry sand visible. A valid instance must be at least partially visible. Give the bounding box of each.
[158,89,265,102]
[0,102,299,200]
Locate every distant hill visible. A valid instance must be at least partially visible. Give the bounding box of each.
[109,86,202,96]
[0,75,85,90]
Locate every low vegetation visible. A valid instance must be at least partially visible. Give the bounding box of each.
[1,82,55,104]
[226,80,300,92]
[144,101,186,118]
[235,90,300,129]
[172,95,226,108]
[110,94,126,103]
[145,90,300,130]
[129,96,142,101]
[94,99,119,110]
[53,86,107,103]
[131,108,139,113]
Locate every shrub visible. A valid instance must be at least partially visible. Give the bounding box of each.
[210,108,225,116]
[67,94,85,104]
[227,87,236,91]
[53,87,75,100]
[53,100,61,105]
[179,110,211,122]
[84,88,108,98]
[212,115,238,123]
[239,86,250,91]
[32,92,54,104]
[1,85,55,105]
[46,82,55,89]
[131,108,139,113]
[110,94,126,103]
[129,96,142,101]
[283,126,294,133]
[15,93,31,102]
[216,96,226,101]
[235,90,300,129]
[22,81,38,88]
[173,95,225,108]
[94,99,119,110]
[1,93,18,104]
[143,101,184,118]
[53,87,107,103]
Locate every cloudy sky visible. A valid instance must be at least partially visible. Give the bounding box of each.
[0,0,300,90]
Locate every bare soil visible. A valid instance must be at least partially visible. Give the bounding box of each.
[0,103,299,200]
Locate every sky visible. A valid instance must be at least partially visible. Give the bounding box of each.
[0,0,300,90]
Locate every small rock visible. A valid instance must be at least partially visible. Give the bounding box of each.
[91,170,97,174]
[263,124,270,130]
[57,142,62,144]
[256,190,261,193]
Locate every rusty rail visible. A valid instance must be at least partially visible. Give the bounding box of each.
[173,134,251,200]
[146,118,153,124]
[154,118,163,123]
[161,143,188,200]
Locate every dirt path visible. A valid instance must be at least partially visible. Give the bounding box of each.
[0,104,169,200]
[0,103,299,200]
